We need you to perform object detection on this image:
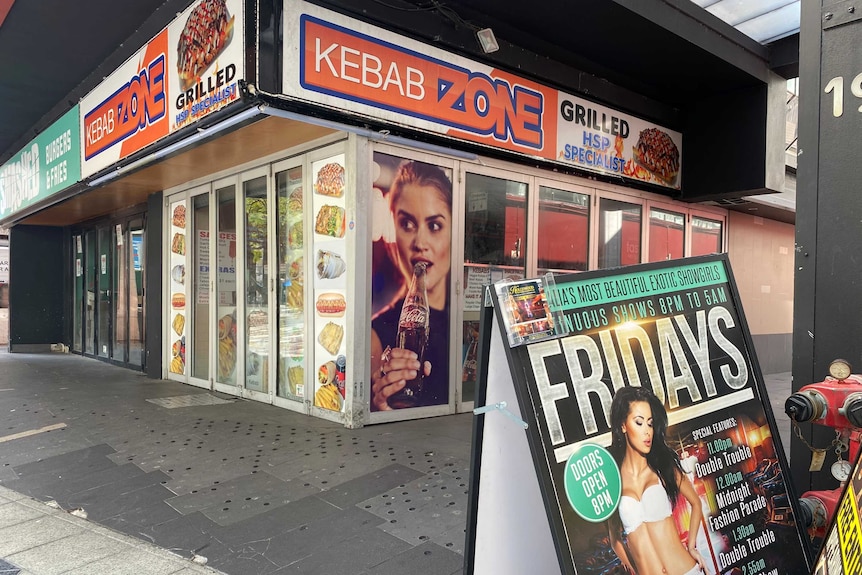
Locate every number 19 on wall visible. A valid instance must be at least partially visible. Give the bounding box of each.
[824,73,862,117]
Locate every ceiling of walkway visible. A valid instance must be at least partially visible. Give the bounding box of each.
[0,0,800,167]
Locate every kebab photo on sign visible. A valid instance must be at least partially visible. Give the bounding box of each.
[177,0,235,91]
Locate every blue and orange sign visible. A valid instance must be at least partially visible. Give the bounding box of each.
[83,30,169,162]
[299,16,547,155]
[284,0,681,189]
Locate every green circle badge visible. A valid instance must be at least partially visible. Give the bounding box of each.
[563,444,621,522]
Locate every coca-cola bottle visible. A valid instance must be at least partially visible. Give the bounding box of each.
[389,262,429,408]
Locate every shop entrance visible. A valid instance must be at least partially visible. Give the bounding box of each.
[73,217,146,369]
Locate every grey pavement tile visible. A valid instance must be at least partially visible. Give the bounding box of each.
[237,506,387,568]
[63,471,172,511]
[6,529,129,575]
[0,486,27,502]
[58,547,191,575]
[210,495,340,547]
[362,542,463,575]
[0,558,20,575]
[42,463,148,504]
[273,529,411,574]
[0,435,103,476]
[11,444,115,479]
[0,515,83,556]
[315,464,426,509]
[430,524,467,556]
[166,471,291,515]
[99,498,184,538]
[139,512,225,560]
[0,501,48,529]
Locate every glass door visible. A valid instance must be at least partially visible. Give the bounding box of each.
[536,180,591,274]
[85,230,96,355]
[647,203,685,262]
[598,196,642,268]
[214,179,239,392]
[460,166,530,408]
[189,190,211,386]
[129,220,145,368]
[97,227,112,358]
[73,234,83,353]
[274,159,305,402]
[242,169,271,397]
[112,222,128,363]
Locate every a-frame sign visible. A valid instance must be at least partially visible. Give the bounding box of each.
[464,254,811,575]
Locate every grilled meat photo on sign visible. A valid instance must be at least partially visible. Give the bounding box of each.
[633,128,680,183]
[314,205,345,238]
[172,204,186,228]
[177,0,235,91]
[314,163,345,197]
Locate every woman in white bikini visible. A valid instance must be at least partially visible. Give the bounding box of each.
[608,386,705,575]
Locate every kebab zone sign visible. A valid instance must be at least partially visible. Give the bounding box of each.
[80,0,244,178]
[283,0,682,189]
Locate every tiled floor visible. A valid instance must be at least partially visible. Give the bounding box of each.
[0,353,795,575]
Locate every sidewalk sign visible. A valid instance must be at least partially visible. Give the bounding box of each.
[464,254,811,575]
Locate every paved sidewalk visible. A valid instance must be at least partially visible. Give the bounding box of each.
[0,353,794,575]
[0,485,222,574]
[0,353,469,575]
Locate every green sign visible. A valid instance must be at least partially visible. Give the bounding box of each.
[546,260,728,313]
[563,444,620,522]
[0,106,81,219]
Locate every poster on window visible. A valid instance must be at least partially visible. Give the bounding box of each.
[168,199,187,375]
[468,254,810,575]
[311,153,348,412]
[370,152,452,411]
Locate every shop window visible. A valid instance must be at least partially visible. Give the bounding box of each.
[691,216,723,255]
[648,208,685,262]
[275,165,305,400]
[462,172,527,405]
[73,235,83,353]
[598,198,641,268]
[537,186,589,273]
[244,176,269,393]
[113,223,127,363]
[464,173,527,268]
[129,222,145,368]
[191,195,210,380]
[216,184,238,385]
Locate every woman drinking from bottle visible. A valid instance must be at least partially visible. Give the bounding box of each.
[370,158,452,411]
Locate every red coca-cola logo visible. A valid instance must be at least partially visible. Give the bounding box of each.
[400,307,427,325]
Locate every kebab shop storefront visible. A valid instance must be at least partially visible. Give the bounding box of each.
[73,0,726,428]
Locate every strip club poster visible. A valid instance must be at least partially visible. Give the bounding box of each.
[492,255,810,575]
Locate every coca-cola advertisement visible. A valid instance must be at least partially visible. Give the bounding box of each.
[370,152,452,411]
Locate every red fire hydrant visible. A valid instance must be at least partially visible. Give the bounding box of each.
[785,359,862,539]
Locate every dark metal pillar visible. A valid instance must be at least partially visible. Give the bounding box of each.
[793,0,862,492]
